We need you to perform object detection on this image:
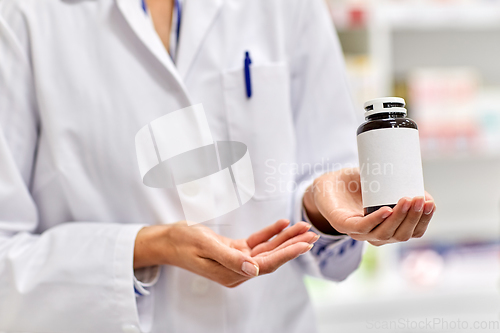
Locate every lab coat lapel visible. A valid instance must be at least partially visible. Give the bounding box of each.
[115,0,188,95]
[176,0,223,79]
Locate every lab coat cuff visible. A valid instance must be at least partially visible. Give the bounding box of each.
[314,237,365,281]
[134,266,160,297]
[113,224,148,326]
[300,202,364,282]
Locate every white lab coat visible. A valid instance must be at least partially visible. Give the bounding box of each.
[0,0,363,332]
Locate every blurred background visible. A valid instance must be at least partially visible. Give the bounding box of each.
[306,0,500,332]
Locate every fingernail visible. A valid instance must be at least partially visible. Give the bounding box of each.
[382,209,393,219]
[402,200,412,214]
[424,202,434,215]
[309,234,320,244]
[414,197,425,213]
[301,244,314,255]
[241,261,259,277]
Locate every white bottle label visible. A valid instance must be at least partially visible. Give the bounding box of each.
[357,128,425,208]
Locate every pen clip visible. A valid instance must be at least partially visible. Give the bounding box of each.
[244,51,252,99]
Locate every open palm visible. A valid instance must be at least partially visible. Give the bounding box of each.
[310,168,436,246]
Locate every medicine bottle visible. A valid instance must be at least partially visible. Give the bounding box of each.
[356,97,425,215]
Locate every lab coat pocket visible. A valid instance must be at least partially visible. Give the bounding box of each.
[222,63,296,201]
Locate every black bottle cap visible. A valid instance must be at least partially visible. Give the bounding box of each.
[364,97,407,118]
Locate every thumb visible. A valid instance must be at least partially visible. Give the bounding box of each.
[209,240,260,277]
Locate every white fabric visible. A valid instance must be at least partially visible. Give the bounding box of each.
[135,125,161,180]
[231,149,255,204]
[0,0,363,332]
[135,105,256,224]
[177,168,239,225]
[149,104,213,162]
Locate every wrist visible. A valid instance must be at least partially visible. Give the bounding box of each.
[303,185,321,219]
[133,224,172,269]
[303,184,346,236]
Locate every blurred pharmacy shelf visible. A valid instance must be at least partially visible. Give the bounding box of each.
[421,155,500,243]
[330,1,500,31]
[332,0,500,99]
[372,2,500,30]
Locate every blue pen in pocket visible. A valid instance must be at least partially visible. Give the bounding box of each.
[244,51,252,99]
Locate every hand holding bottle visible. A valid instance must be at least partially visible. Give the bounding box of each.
[303,168,436,246]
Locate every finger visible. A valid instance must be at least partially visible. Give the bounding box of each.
[226,279,247,288]
[246,219,290,249]
[202,238,260,277]
[423,200,435,216]
[392,196,425,242]
[366,197,412,242]
[424,191,434,202]
[346,206,393,235]
[368,240,386,247]
[253,231,319,256]
[195,257,249,288]
[412,203,436,238]
[255,242,313,275]
[249,222,311,255]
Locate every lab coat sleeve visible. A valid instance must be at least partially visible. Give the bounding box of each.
[300,204,365,281]
[289,0,364,281]
[0,3,149,332]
